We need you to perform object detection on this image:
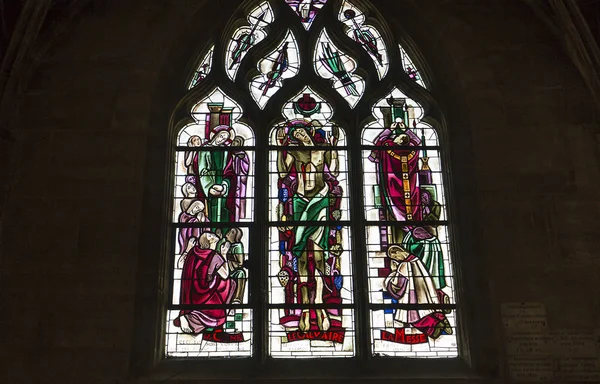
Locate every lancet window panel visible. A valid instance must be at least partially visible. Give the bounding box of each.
[361,88,457,357]
[167,88,256,358]
[268,88,356,358]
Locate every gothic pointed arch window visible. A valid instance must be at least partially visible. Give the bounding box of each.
[166,0,459,363]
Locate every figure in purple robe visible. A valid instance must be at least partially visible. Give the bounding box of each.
[184,135,203,188]
[228,136,250,221]
[177,198,209,260]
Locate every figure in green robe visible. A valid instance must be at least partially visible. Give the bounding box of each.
[217,228,247,305]
[197,126,235,226]
[401,226,446,290]
[276,121,340,332]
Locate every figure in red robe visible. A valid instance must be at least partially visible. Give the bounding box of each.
[174,232,235,334]
[368,120,422,225]
[226,135,250,221]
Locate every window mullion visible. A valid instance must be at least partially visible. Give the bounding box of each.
[253,125,269,365]
[348,117,371,363]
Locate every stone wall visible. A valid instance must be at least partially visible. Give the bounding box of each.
[0,0,598,383]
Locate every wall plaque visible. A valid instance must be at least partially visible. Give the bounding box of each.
[508,356,554,381]
[502,302,547,331]
[552,330,597,357]
[506,332,553,356]
[555,357,600,382]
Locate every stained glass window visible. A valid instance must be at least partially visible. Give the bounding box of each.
[338,0,389,79]
[250,30,300,109]
[362,88,457,357]
[314,29,365,108]
[399,44,426,88]
[226,1,275,81]
[188,46,214,89]
[167,88,255,357]
[268,88,355,357]
[285,0,328,30]
[168,0,459,364]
